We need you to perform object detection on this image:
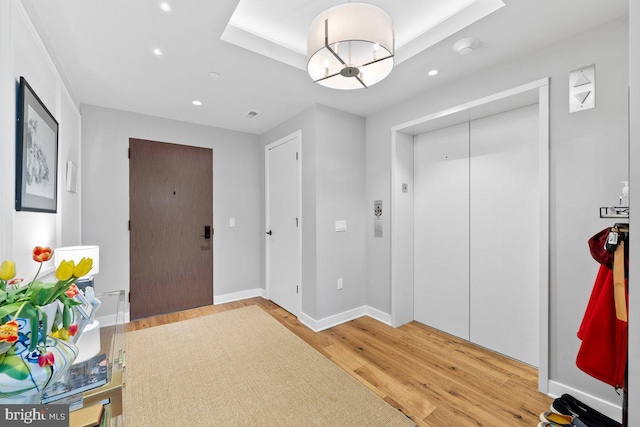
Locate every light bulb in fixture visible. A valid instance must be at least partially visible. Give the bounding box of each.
[428,69,439,76]
[153,48,163,56]
[192,100,202,106]
[323,59,330,77]
[159,2,171,12]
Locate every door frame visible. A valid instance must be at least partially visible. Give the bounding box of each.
[390,78,550,392]
[265,130,302,316]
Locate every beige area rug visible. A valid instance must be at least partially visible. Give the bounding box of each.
[125,306,414,426]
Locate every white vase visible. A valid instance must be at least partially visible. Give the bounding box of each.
[0,305,78,402]
[41,301,61,336]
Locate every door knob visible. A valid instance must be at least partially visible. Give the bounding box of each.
[266,230,272,235]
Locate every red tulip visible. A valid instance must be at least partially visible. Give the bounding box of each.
[0,320,19,343]
[38,351,55,368]
[68,324,79,337]
[33,246,53,263]
[64,284,79,298]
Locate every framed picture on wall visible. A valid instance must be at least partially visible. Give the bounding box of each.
[16,76,59,213]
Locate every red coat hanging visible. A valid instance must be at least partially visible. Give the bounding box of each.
[576,228,628,389]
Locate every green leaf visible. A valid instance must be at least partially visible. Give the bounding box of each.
[0,302,22,318]
[40,308,49,347]
[28,281,55,306]
[63,304,71,329]
[16,303,40,352]
[60,294,81,307]
[0,353,31,381]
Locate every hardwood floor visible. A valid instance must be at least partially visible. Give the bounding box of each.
[126,298,552,426]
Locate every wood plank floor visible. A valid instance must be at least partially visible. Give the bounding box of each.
[126,298,552,426]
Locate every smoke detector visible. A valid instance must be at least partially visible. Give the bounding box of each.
[453,37,480,55]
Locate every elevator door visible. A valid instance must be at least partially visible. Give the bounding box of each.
[413,123,470,340]
[413,104,539,366]
[469,105,539,366]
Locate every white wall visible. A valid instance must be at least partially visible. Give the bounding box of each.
[628,2,639,425]
[0,0,81,272]
[391,131,414,327]
[260,104,367,322]
[315,105,366,319]
[80,105,262,303]
[59,87,82,247]
[366,17,629,415]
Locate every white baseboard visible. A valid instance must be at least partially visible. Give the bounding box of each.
[95,314,118,327]
[299,305,393,332]
[214,288,267,305]
[548,380,622,423]
[298,306,367,332]
[364,305,393,326]
[117,287,391,333]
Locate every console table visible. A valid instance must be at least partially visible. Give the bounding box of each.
[45,290,126,427]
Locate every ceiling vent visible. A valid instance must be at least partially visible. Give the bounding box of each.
[243,110,261,119]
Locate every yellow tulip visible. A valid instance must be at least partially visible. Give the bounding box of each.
[73,257,93,278]
[51,328,70,341]
[0,260,16,281]
[55,260,75,281]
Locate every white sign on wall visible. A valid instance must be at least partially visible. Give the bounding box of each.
[569,65,595,113]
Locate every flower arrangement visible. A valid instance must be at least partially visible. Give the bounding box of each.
[0,246,92,367]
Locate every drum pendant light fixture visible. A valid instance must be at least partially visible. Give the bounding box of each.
[307,2,394,90]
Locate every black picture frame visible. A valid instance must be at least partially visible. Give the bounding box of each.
[16,76,59,213]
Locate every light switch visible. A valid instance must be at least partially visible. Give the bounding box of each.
[229,218,236,227]
[335,220,347,232]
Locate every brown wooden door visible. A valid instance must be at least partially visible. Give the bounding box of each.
[129,138,213,320]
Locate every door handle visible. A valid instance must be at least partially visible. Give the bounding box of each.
[204,226,211,239]
[266,230,272,235]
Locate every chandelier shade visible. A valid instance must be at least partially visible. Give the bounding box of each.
[307,3,394,90]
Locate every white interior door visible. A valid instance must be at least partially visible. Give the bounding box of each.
[414,123,470,340]
[266,132,301,316]
[469,105,539,366]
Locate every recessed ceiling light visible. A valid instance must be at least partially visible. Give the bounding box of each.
[153,48,163,56]
[192,100,202,106]
[209,72,221,79]
[159,2,171,12]
[428,69,439,76]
